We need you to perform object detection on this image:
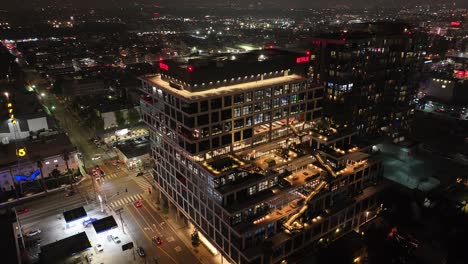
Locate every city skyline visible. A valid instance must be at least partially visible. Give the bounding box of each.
[1,0,467,10]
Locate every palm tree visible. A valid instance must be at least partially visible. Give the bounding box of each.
[63,151,72,189]
[36,160,47,193]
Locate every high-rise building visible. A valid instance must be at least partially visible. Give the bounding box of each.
[140,49,385,263]
[310,22,423,136]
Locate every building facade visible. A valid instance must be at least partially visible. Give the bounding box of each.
[310,22,423,136]
[140,50,385,263]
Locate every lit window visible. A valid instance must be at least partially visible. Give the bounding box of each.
[248,185,257,195]
[45,161,50,165]
[54,160,58,163]
[258,180,268,191]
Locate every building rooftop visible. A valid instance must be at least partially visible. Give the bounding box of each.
[39,232,91,264]
[116,141,150,159]
[0,133,76,167]
[143,73,305,100]
[156,48,310,86]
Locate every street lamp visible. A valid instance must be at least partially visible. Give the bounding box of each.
[365,211,369,222]
[40,92,46,97]
[98,194,103,213]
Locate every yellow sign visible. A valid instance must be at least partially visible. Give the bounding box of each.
[16,148,27,157]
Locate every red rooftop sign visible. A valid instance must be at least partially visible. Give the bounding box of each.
[296,56,310,64]
[159,63,169,71]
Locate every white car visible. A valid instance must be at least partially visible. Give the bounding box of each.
[25,229,41,237]
[96,244,104,252]
[113,236,121,243]
[91,155,102,160]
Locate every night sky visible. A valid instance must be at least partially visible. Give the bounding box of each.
[2,0,467,10]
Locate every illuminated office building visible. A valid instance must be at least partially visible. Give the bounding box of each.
[140,49,385,263]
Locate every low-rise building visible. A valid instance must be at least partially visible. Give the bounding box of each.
[0,133,79,192]
[63,78,107,98]
[115,139,150,170]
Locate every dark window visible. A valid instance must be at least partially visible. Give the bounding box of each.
[181,102,198,114]
[234,131,241,142]
[212,137,220,148]
[176,111,182,122]
[314,89,324,98]
[185,142,196,154]
[243,128,253,139]
[234,119,244,129]
[222,134,232,145]
[183,116,194,128]
[224,96,232,107]
[316,99,322,108]
[211,112,219,123]
[211,98,222,110]
[200,100,209,112]
[221,109,232,120]
[234,94,244,104]
[197,114,209,126]
[199,140,210,151]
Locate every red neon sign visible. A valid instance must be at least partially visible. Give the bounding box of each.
[454,70,468,77]
[159,63,169,71]
[450,21,461,27]
[187,65,193,72]
[296,56,310,64]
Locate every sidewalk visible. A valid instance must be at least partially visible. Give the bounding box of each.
[146,192,227,264]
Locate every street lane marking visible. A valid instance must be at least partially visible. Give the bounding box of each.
[166,236,175,243]
[126,204,178,264]
[174,246,182,252]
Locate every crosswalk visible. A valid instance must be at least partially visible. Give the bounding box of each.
[98,173,120,181]
[134,175,153,191]
[108,193,144,209]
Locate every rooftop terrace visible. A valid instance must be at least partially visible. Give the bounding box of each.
[142,73,305,100]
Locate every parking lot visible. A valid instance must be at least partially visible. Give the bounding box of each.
[20,203,147,264]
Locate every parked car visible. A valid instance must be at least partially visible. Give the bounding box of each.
[96,244,104,252]
[25,229,41,237]
[17,208,30,215]
[83,218,98,227]
[113,235,121,243]
[136,246,145,257]
[92,155,102,160]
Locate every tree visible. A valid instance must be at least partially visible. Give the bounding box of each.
[51,77,64,95]
[36,159,47,193]
[115,110,126,127]
[127,108,140,126]
[86,111,105,135]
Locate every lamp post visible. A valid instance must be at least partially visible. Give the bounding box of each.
[365,211,369,223]
[98,194,103,213]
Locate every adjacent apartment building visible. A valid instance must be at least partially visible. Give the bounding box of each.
[310,22,423,136]
[140,49,385,263]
